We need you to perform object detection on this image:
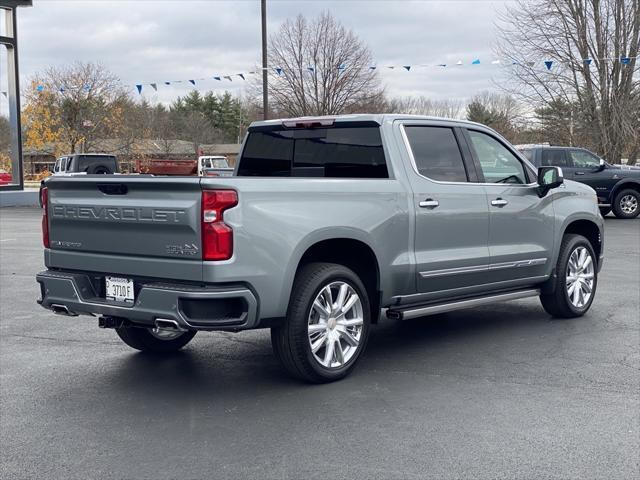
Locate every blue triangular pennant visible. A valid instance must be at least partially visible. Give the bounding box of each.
[150,83,157,91]
[224,75,232,81]
[307,66,315,72]
[275,67,283,76]
[369,65,377,70]
[59,87,65,93]
[136,84,142,94]
[472,59,481,65]
[213,76,221,81]
[583,58,592,65]
[1,91,6,98]
[621,57,631,64]
[544,61,553,70]
[403,65,411,71]
[189,79,196,85]
[164,81,171,85]
[438,64,447,67]
[237,73,245,80]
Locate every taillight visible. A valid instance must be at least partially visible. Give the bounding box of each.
[41,187,50,248]
[201,190,238,260]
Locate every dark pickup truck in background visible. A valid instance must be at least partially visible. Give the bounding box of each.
[517,145,640,219]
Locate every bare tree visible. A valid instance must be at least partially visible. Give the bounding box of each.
[392,96,464,119]
[266,11,384,116]
[466,91,525,140]
[175,111,216,156]
[497,0,640,163]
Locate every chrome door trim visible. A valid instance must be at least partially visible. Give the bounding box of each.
[419,258,547,278]
[489,258,547,270]
[420,264,489,278]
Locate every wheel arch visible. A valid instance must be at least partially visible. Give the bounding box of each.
[283,231,382,323]
[611,179,640,201]
[561,218,603,264]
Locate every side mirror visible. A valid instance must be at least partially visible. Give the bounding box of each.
[537,166,564,197]
[597,158,606,171]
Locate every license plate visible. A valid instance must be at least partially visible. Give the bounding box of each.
[105,276,135,303]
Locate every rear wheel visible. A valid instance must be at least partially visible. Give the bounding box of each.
[115,324,196,353]
[540,234,598,318]
[612,189,640,219]
[271,263,371,383]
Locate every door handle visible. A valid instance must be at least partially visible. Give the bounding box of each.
[491,198,508,207]
[419,199,439,208]
[575,171,585,175]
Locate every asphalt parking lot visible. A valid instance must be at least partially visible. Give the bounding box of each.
[0,207,638,479]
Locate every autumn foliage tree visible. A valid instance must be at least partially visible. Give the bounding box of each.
[23,62,129,155]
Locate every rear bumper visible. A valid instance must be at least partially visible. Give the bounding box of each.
[36,270,259,331]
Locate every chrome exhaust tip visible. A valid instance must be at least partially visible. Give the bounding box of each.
[51,304,78,316]
[154,318,187,332]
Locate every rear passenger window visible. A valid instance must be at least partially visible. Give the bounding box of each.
[404,126,468,182]
[541,150,569,167]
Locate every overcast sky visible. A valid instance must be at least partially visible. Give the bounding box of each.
[2,0,513,110]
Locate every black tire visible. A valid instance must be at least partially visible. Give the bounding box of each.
[115,325,196,353]
[540,234,598,318]
[271,262,371,383]
[88,165,112,174]
[612,189,640,219]
[599,207,611,217]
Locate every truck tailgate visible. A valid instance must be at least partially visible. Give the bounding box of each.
[45,176,203,281]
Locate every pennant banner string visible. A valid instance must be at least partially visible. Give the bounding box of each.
[13,54,638,96]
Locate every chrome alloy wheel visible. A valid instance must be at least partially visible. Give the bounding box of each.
[566,246,595,308]
[307,281,364,368]
[620,194,638,215]
[148,327,185,340]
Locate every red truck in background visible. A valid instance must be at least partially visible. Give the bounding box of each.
[0,171,12,185]
[134,156,232,176]
[135,158,198,176]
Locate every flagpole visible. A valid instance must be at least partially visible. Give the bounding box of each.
[261,0,269,120]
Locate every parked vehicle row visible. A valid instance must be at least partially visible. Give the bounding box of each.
[37,115,604,382]
[517,145,640,219]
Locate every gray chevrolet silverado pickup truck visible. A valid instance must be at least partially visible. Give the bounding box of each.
[37,115,604,383]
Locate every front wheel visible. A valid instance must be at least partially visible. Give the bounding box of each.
[612,189,640,219]
[271,263,371,383]
[540,234,598,318]
[116,324,196,353]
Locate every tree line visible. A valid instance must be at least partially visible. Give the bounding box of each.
[8,0,639,164]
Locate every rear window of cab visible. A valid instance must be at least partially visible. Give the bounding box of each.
[238,125,388,178]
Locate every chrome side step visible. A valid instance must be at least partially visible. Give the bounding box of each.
[386,289,541,321]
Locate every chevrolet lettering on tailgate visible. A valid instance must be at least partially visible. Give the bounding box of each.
[51,205,187,223]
